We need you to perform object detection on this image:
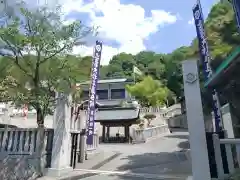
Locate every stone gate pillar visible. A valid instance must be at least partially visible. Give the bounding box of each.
[182,60,211,180]
[47,92,72,176]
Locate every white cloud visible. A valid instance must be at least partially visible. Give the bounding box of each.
[62,0,178,65]
[10,0,178,65]
[72,45,119,65]
[188,18,194,25]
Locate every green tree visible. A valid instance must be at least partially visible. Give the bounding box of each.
[126,76,169,107]
[0,4,93,176]
[0,4,92,125]
[105,53,135,78]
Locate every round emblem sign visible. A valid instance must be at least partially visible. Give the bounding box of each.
[186,73,197,84]
[194,10,200,20]
[95,45,101,52]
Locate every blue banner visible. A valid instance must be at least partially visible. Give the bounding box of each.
[193,3,212,80]
[86,41,102,145]
[232,0,240,30]
[193,2,222,132]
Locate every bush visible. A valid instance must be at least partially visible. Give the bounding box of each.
[144,114,156,119]
[144,113,156,127]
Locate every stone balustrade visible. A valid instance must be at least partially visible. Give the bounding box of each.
[131,124,170,143]
[212,134,240,179]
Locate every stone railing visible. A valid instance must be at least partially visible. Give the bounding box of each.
[140,104,181,118]
[140,107,165,113]
[0,104,182,130]
[131,124,169,143]
[167,114,188,129]
[212,134,240,179]
[0,127,54,180]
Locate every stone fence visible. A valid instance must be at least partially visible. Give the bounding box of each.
[0,104,182,130]
[0,127,54,180]
[0,127,99,179]
[131,124,170,143]
[211,134,240,179]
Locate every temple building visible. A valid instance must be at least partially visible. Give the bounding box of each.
[79,78,140,143]
[204,46,240,137]
[79,78,133,105]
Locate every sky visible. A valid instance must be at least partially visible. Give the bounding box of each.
[7,0,221,65]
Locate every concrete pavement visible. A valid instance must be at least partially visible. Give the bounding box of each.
[73,169,189,180]
[40,130,192,180]
[75,130,192,179]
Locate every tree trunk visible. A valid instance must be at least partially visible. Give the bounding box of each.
[37,107,45,127]
[33,53,46,178]
[36,107,45,178]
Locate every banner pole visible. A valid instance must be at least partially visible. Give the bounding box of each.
[86,41,102,145]
[192,0,223,132]
[232,0,240,32]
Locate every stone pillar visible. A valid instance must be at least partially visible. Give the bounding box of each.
[47,93,73,176]
[124,125,130,142]
[108,84,111,99]
[79,131,86,163]
[76,115,81,131]
[182,60,211,180]
[124,125,127,138]
[79,110,87,130]
[221,104,234,138]
[124,125,129,142]
[127,125,130,142]
[102,125,106,142]
[106,126,110,139]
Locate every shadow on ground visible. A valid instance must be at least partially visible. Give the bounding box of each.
[165,130,190,150]
[73,129,192,179]
[113,130,192,179]
[107,151,192,180]
[73,151,192,180]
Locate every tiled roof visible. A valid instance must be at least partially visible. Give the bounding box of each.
[95,107,140,121]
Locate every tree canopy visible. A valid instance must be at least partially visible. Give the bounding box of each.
[0,4,94,125]
[126,76,169,107]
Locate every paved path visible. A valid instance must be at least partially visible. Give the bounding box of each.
[75,130,192,180]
